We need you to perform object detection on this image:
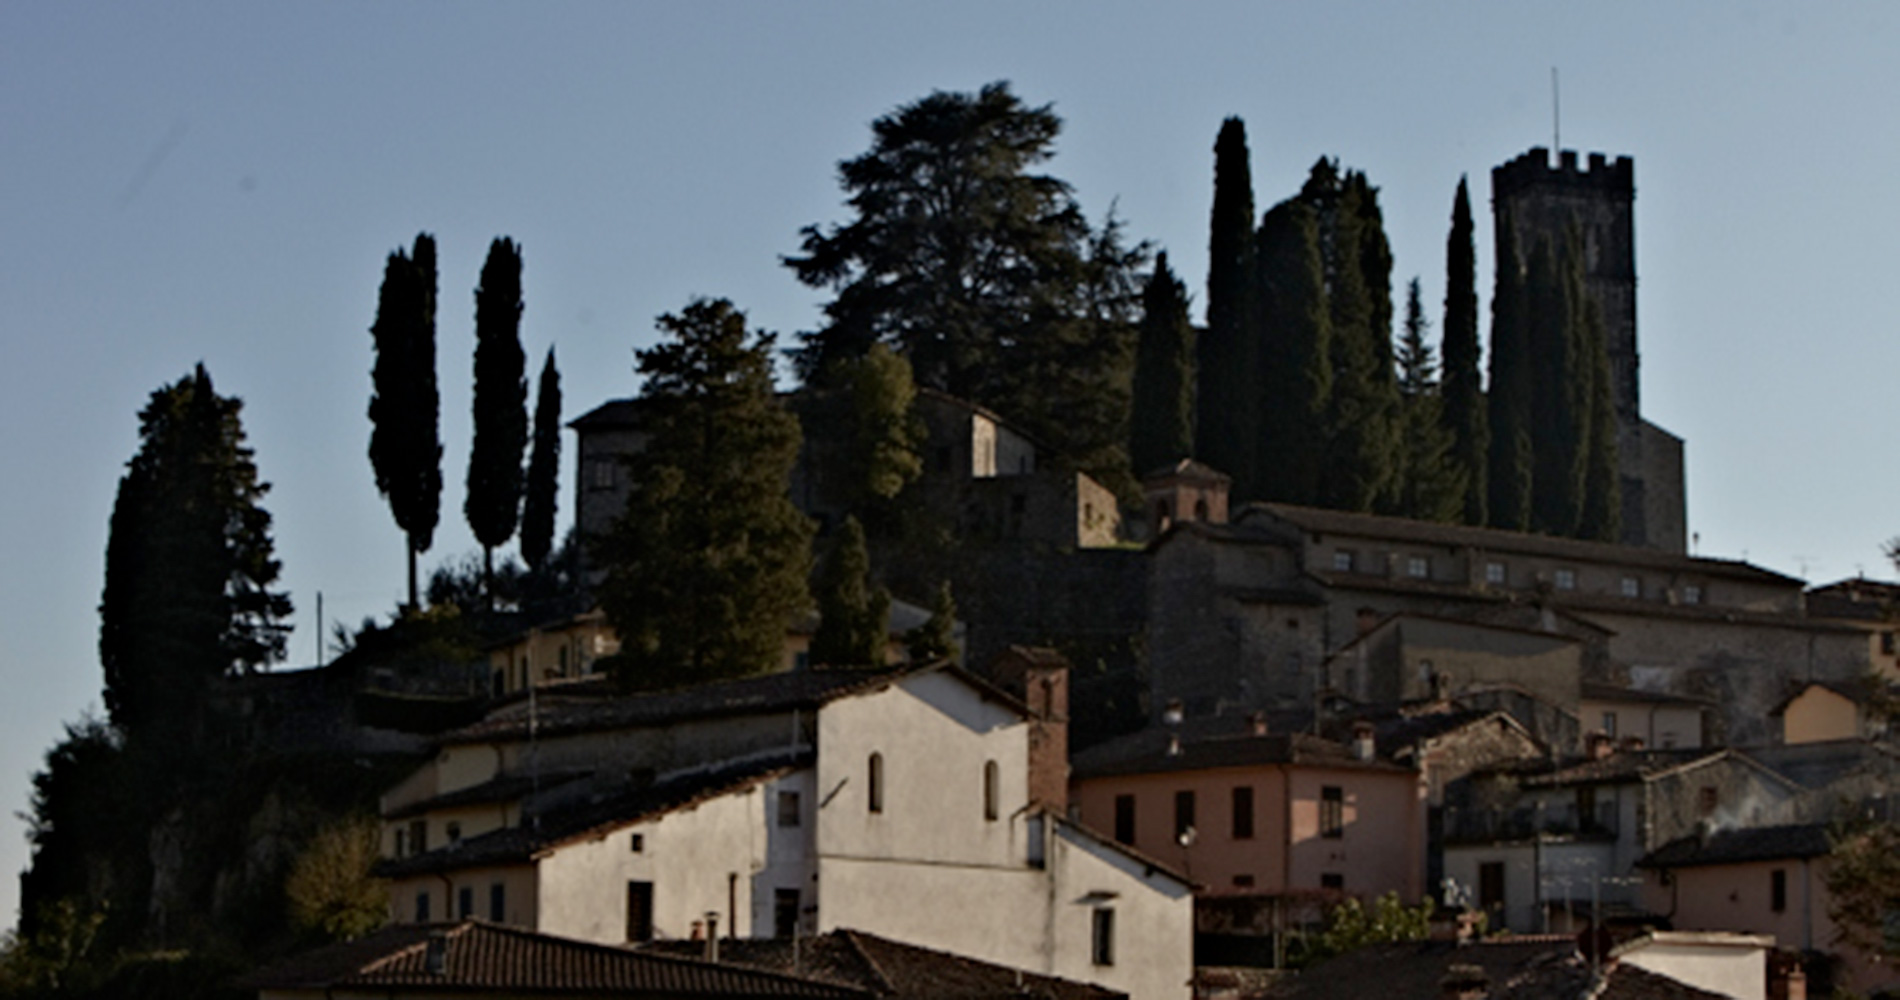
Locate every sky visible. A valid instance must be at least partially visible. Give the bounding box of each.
[3,1,1897,934]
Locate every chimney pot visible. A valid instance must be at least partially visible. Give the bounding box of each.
[1248,711,1268,737]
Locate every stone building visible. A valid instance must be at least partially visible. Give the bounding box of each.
[1492,147,1686,554]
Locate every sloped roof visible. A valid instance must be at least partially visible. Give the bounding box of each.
[1518,748,1728,788]
[375,750,810,879]
[1071,725,1411,781]
[646,928,1124,1000]
[1766,680,1868,716]
[1142,458,1231,485]
[440,663,954,746]
[1261,937,1729,1000]
[384,767,593,820]
[1744,739,1900,790]
[241,920,867,997]
[1580,684,1712,708]
[1637,822,1834,869]
[1242,503,1803,588]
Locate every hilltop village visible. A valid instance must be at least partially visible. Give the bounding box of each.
[17,87,1900,1000]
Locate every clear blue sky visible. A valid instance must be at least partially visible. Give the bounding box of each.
[3,2,1895,933]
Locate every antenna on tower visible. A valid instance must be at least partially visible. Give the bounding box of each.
[1551,67,1561,154]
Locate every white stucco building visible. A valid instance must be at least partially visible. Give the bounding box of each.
[375,664,1193,1000]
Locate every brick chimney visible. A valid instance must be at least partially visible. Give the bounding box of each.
[987,646,1070,811]
[1248,710,1269,737]
[1350,721,1377,762]
[1587,732,1615,760]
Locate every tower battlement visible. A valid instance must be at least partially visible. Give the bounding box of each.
[1493,147,1634,194]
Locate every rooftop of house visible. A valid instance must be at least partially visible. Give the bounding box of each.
[1580,683,1713,708]
[441,661,993,746]
[1240,503,1805,589]
[240,919,867,998]
[1141,457,1232,485]
[374,750,810,879]
[644,928,1125,1000]
[1507,747,1730,788]
[1766,679,1871,716]
[1071,722,1411,782]
[384,766,594,820]
[1260,937,1729,1000]
[1636,822,1834,869]
[1740,738,1900,790]
[1806,576,1900,621]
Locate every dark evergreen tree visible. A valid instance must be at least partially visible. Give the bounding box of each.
[368,233,443,610]
[786,82,1144,491]
[1526,233,1592,537]
[1199,116,1261,496]
[595,299,813,690]
[809,516,890,668]
[1441,177,1488,526]
[1129,251,1196,477]
[1577,294,1622,542]
[1394,278,1462,522]
[1303,161,1399,512]
[797,341,926,537]
[1254,197,1331,505]
[520,348,563,572]
[1486,212,1533,531]
[465,237,528,599]
[904,581,960,663]
[99,365,291,752]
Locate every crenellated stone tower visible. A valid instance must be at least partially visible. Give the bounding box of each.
[1492,147,1686,554]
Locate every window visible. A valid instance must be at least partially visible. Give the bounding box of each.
[558,645,569,675]
[1114,794,1136,845]
[1333,550,1355,572]
[1320,786,1344,839]
[415,890,431,923]
[1479,862,1505,910]
[1174,790,1196,841]
[778,790,801,827]
[492,670,505,697]
[1554,568,1577,590]
[1602,712,1617,737]
[489,883,506,922]
[409,819,427,856]
[774,888,802,938]
[1485,561,1506,585]
[983,761,999,821]
[626,882,654,941]
[1406,556,1429,579]
[458,886,473,919]
[446,821,462,844]
[868,753,884,813]
[1771,869,1787,913]
[1233,874,1255,888]
[1232,786,1254,840]
[394,828,406,857]
[1027,814,1046,869]
[1683,584,1703,605]
[1320,873,1344,890]
[588,459,617,490]
[1884,631,1897,656]
[629,832,644,853]
[1698,786,1718,816]
[1621,576,1641,598]
[1091,907,1115,966]
[1194,499,1210,520]
[1577,787,1597,830]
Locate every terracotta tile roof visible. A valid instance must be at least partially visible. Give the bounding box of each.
[374,750,810,879]
[241,920,868,997]
[1071,724,1411,781]
[1260,937,1729,1000]
[646,928,1125,1000]
[1637,822,1834,869]
[384,767,593,820]
[1518,748,1726,788]
[440,664,928,746]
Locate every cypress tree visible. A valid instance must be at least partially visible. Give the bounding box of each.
[1254,198,1331,505]
[1130,251,1196,477]
[521,348,562,571]
[1527,231,1593,537]
[595,298,813,690]
[1395,278,1462,522]
[367,233,443,611]
[465,237,528,600]
[810,516,891,668]
[1486,212,1533,531]
[905,581,960,664]
[1440,177,1488,526]
[1199,117,1261,496]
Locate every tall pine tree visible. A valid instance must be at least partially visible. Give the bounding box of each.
[100,366,291,754]
[1486,212,1533,532]
[595,298,813,690]
[465,237,528,600]
[368,233,443,611]
[1199,117,1261,497]
[1130,251,1196,477]
[1254,197,1331,506]
[521,347,562,571]
[1441,177,1488,526]
[1393,279,1462,522]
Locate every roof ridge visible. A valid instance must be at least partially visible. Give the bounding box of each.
[358,921,466,976]
[838,928,900,995]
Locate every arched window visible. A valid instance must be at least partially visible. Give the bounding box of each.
[1194,498,1210,521]
[983,760,999,821]
[868,752,884,813]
